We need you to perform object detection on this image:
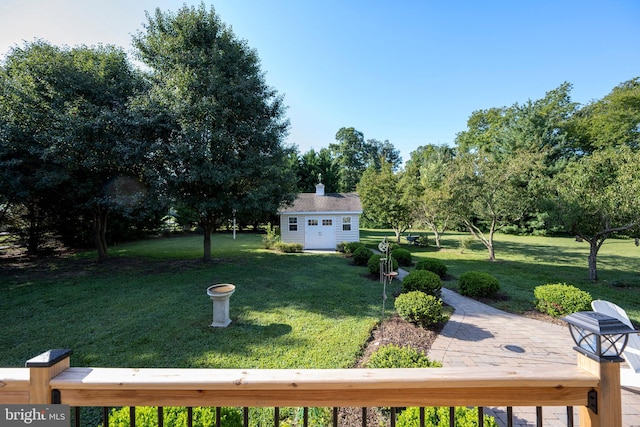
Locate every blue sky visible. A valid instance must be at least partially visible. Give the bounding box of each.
[1,1,638,164]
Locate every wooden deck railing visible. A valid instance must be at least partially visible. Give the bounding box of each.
[0,349,624,426]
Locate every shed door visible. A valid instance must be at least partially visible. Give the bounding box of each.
[305,217,335,249]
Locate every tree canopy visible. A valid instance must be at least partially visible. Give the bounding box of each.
[133,3,295,260]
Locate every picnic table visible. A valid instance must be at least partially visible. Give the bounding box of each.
[406,235,419,245]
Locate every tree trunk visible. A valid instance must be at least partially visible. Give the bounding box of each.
[487,220,496,261]
[394,228,401,245]
[588,240,599,281]
[202,221,214,261]
[93,207,109,261]
[433,230,442,249]
[27,203,41,255]
[465,219,497,261]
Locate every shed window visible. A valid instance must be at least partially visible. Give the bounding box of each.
[288,217,298,232]
[322,219,333,226]
[342,216,351,231]
[308,219,318,226]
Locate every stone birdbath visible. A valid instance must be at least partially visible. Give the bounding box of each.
[207,284,236,327]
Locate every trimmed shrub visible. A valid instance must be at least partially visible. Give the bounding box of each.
[397,406,499,427]
[344,241,366,254]
[415,258,447,278]
[261,222,279,249]
[365,344,441,368]
[401,270,441,297]
[367,254,399,275]
[352,246,373,266]
[459,271,500,299]
[105,406,243,427]
[273,241,303,253]
[534,283,592,317]
[395,291,443,327]
[391,248,412,266]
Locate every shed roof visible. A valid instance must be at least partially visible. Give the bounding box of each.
[278,192,362,214]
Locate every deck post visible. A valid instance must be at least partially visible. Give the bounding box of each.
[577,353,622,427]
[25,349,72,404]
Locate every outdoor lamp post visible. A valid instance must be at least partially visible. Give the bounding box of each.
[562,311,636,362]
[232,209,237,240]
[562,311,637,427]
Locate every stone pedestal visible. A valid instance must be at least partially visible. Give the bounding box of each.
[207,284,236,327]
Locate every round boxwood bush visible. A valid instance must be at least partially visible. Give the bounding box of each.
[344,241,366,254]
[398,406,498,427]
[401,270,441,297]
[395,291,443,327]
[391,248,412,266]
[533,283,592,317]
[365,344,441,368]
[458,271,500,299]
[352,246,373,266]
[367,254,399,275]
[415,257,447,278]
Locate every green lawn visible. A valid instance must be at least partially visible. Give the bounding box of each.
[3,229,640,370]
[362,229,640,324]
[0,233,400,368]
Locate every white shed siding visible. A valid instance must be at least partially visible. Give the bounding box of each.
[279,213,360,249]
[335,215,360,243]
[279,214,305,246]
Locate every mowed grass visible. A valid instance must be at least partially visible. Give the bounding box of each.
[361,229,640,324]
[3,229,640,369]
[0,233,398,368]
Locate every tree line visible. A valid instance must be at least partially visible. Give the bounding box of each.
[0,4,399,261]
[1,3,638,281]
[358,80,640,281]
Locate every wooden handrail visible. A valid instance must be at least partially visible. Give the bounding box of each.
[4,365,598,408]
[3,349,626,426]
[0,368,30,404]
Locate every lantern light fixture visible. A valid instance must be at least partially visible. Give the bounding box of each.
[562,311,637,362]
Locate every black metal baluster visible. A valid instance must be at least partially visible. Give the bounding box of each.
[187,407,193,427]
[449,407,455,427]
[507,407,513,427]
[361,407,366,427]
[74,407,80,427]
[274,407,279,427]
[157,407,163,427]
[243,407,249,427]
[103,407,109,427]
[419,407,425,427]
[536,407,543,427]
[390,407,396,427]
[216,407,221,427]
[478,407,484,427]
[332,407,338,427]
[129,407,135,427]
[303,407,308,427]
[567,406,574,427]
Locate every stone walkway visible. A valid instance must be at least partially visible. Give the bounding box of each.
[395,269,640,426]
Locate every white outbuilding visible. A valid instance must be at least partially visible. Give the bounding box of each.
[278,181,363,250]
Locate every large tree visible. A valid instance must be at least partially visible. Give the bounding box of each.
[329,127,402,192]
[0,41,153,258]
[548,147,640,281]
[357,162,412,244]
[568,77,640,154]
[296,147,340,193]
[456,82,577,165]
[133,4,295,260]
[446,149,546,261]
[403,144,456,248]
